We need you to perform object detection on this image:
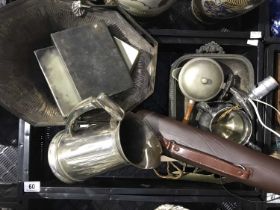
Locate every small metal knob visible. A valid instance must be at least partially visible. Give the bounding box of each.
[201,78,208,84]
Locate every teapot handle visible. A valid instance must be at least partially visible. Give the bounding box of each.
[171,68,181,81]
[66,93,125,135]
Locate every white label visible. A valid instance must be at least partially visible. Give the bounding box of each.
[24,181,40,192]
[250,31,262,39]
[247,39,259,46]
[267,193,280,203]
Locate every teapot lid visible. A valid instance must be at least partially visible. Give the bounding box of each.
[178,58,224,101]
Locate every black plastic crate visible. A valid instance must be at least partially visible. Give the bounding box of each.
[21,119,263,200]
[263,1,280,43]
[27,198,268,210]
[141,37,265,149]
[138,0,265,39]
[18,38,269,207]
[264,44,280,152]
[0,107,20,209]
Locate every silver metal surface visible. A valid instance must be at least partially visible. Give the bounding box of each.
[249,76,279,100]
[211,109,252,145]
[48,93,162,183]
[176,58,224,101]
[169,54,255,118]
[48,123,125,183]
[118,0,176,17]
[71,0,86,17]
[230,87,254,119]
[0,0,157,126]
[196,41,225,54]
[198,104,252,145]
[34,46,82,117]
[35,37,139,118]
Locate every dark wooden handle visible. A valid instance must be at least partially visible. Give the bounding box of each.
[182,100,195,124]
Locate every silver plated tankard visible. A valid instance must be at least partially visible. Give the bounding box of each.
[48,93,162,183]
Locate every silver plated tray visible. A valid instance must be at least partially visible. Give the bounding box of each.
[169,53,255,118]
[0,0,157,126]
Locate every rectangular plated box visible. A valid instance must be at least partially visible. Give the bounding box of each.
[35,22,133,117]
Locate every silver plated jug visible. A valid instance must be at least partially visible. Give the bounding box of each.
[48,93,162,183]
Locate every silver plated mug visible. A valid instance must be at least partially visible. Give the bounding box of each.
[48,93,162,183]
[198,103,253,145]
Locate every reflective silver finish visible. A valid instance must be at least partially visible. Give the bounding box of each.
[249,76,279,100]
[169,53,255,118]
[211,108,252,145]
[117,0,176,17]
[0,0,157,126]
[198,103,252,145]
[173,58,224,102]
[71,1,86,17]
[48,93,162,183]
[34,46,82,117]
[230,87,254,119]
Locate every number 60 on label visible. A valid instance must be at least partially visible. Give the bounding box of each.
[24,181,40,192]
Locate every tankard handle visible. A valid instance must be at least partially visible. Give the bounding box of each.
[66,93,125,135]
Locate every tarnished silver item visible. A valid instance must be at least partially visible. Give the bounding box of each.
[71,1,86,17]
[198,103,253,145]
[230,87,254,119]
[0,0,157,126]
[117,0,176,17]
[172,58,224,102]
[169,53,255,118]
[231,77,279,118]
[35,22,133,118]
[196,41,225,54]
[48,93,162,183]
